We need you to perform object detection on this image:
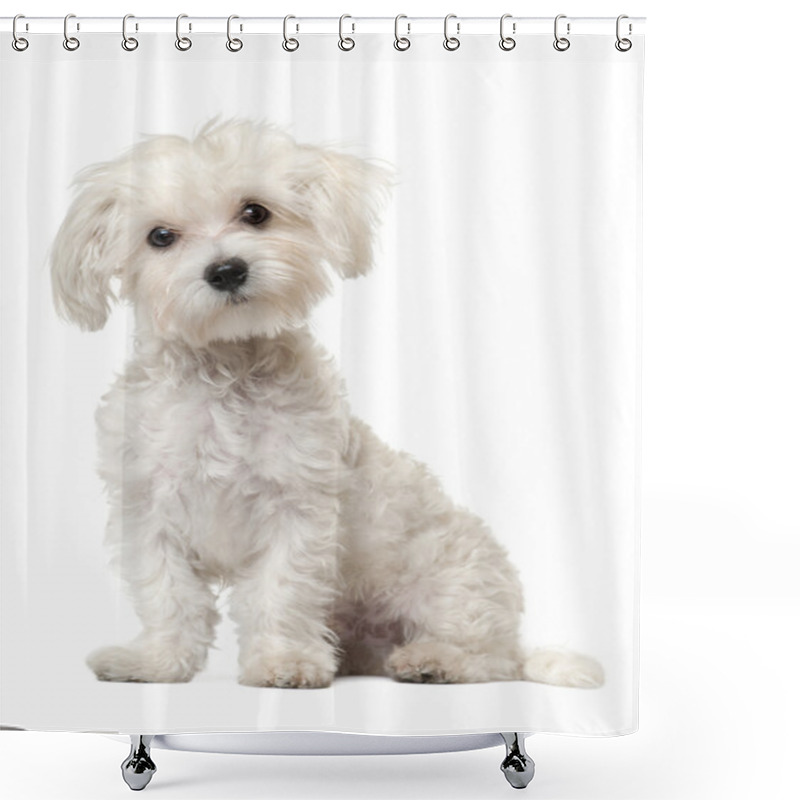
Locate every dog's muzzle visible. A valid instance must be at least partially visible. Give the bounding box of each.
[204,258,249,293]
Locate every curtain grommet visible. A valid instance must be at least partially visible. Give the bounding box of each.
[12,15,29,51]
[615,15,632,51]
[226,15,243,52]
[553,14,570,52]
[121,14,139,51]
[443,14,460,51]
[394,15,411,51]
[63,13,80,51]
[499,14,516,51]
[338,14,355,51]
[282,15,299,52]
[175,14,192,51]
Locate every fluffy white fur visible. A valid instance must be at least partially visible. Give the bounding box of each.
[50,120,602,689]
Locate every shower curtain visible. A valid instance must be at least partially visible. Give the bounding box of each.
[0,16,643,737]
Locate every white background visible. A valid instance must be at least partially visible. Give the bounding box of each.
[1,0,798,798]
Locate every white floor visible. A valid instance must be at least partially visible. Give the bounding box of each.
[2,594,797,800]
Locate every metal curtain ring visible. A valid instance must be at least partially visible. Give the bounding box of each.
[282,15,299,51]
[227,15,243,51]
[443,14,460,51]
[499,13,516,51]
[12,14,29,51]
[63,13,80,51]
[176,14,192,50]
[338,14,355,51]
[394,14,410,51]
[122,14,139,51]
[553,14,570,51]
[615,14,632,51]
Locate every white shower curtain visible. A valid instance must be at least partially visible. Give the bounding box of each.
[0,18,643,736]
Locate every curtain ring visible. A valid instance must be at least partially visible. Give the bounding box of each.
[499,14,516,51]
[338,14,355,51]
[443,14,460,51]
[226,15,243,51]
[553,14,570,51]
[63,13,80,51]
[122,14,139,51]
[393,14,410,51]
[175,14,192,51]
[282,15,299,51]
[615,14,632,52]
[12,15,29,51]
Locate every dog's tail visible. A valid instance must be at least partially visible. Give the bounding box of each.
[523,648,605,688]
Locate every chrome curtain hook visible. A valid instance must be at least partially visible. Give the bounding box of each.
[553,14,570,52]
[12,14,29,51]
[63,13,80,51]
[175,13,192,50]
[122,14,139,51]
[615,14,632,51]
[338,14,355,51]
[499,13,516,51]
[282,15,299,51]
[227,15,243,51]
[394,14,410,51]
[443,13,460,51]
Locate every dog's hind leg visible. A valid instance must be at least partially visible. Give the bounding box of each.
[382,514,527,684]
[344,420,528,683]
[386,639,524,683]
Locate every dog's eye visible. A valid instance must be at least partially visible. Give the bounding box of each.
[241,203,271,226]
[148,228,177,248]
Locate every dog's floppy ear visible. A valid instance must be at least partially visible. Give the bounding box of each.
[50,163,129,331]
[299,146,393,279]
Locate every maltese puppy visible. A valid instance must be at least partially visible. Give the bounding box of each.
[50,120,602,689]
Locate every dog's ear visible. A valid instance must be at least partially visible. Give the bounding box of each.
[299,146,393,279]
[50,163,129,331]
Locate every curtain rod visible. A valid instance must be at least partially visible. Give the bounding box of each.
[1,16,646,36]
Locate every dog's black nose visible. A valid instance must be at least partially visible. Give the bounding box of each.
[204,258,249,292]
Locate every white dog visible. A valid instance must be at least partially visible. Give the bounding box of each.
[51,120,602,689]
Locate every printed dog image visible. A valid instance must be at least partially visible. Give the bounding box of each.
[50,120,603,689]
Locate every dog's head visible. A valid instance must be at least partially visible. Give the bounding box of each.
[50,120,391,345]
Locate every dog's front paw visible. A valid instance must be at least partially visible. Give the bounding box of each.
[87,644,199,683]
[238,650,335,689]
